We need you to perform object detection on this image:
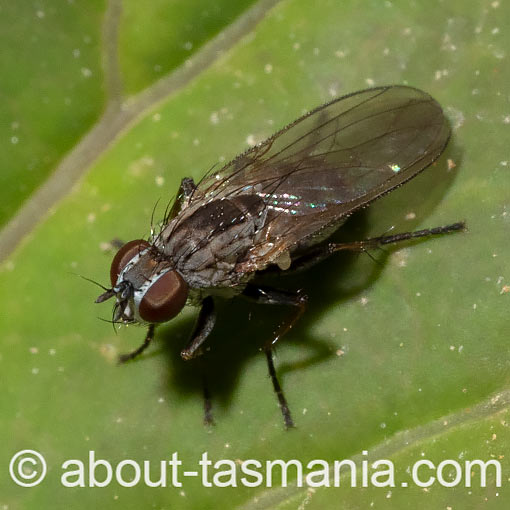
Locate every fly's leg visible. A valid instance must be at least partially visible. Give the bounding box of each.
[202,370,214,427]
[288,221,465,271]
[242,285,309,429]
[180,297,216,360]
[118,324,155,364]
[180,297,217,426]
[328,222,465,254]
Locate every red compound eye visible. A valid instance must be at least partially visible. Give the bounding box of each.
[110,239,151,286]
[139,270,188,323]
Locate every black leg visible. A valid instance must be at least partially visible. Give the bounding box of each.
[327,222,465,254]
[242,284,308,429]
[265,349,294,429]
[118,324,155,364]
[180,297,216,426]
[279,221,466,273]
[202,370,215,427]
[180,297,216,360]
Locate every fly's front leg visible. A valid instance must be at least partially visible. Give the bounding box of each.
[118,324,155,364]
[180,297,216,360]
[242,284,308,429]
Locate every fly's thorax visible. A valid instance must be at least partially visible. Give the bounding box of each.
[157,195,268,288]
[106,239,189,324]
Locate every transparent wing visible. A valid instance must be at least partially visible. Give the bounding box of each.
[190,85,451,271]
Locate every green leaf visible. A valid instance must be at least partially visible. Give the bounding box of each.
[0,0,106,227]
[118,0,259,94]
[2,0,510,508]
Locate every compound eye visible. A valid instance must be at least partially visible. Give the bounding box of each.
[110,239,151,286]
[139,270,188,323]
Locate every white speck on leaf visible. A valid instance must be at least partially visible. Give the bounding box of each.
[434,69,449,80]
[445,107,465,129]
[335,49,348,58]
[129,155,154,177]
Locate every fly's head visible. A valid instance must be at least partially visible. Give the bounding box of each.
[96,239,189,325]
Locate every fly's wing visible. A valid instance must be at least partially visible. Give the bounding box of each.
[191,85,450,271]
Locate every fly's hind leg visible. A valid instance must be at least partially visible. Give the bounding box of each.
[328,222,465,255]
[242,285,308,429]
[288,221,466,271]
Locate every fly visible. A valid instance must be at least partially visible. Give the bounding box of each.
[96,85,464,429]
